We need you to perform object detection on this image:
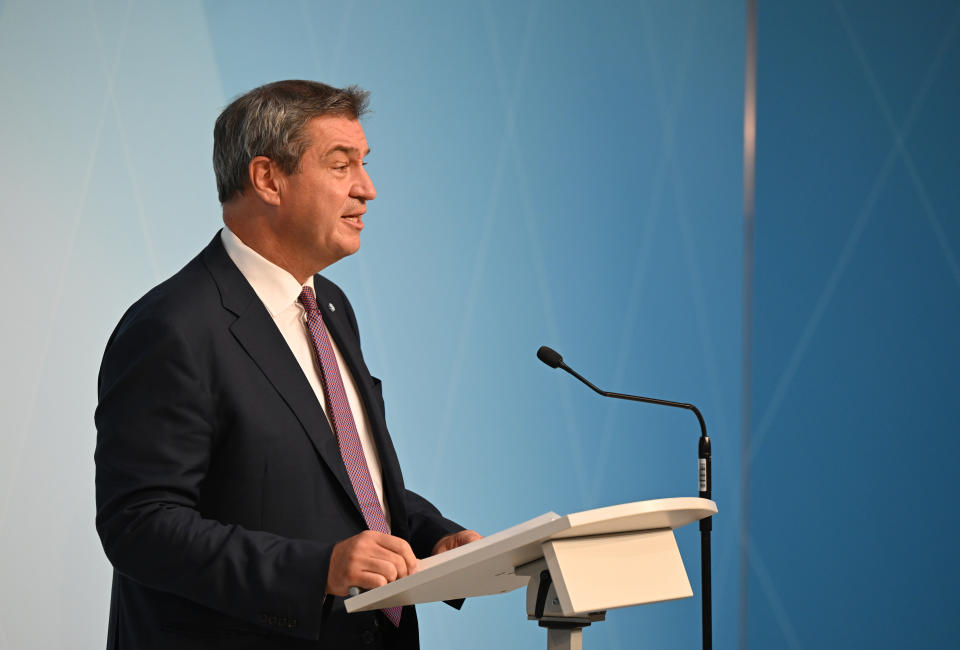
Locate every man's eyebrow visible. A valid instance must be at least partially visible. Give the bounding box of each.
[324,145,371,157]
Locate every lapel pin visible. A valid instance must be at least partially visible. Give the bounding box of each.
[328,302,336,312]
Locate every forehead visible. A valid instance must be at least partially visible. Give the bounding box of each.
[304,115,369,155]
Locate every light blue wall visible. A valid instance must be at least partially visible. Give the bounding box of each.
[0,1,744,648]
[748,1,960,647]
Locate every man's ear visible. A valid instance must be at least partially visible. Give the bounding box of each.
[248,156,283,206]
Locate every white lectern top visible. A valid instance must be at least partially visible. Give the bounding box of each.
[345,497,716,613]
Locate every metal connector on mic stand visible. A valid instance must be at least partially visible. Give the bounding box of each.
[536,346,713,650]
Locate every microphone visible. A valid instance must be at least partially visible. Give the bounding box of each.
[536,345,713,650]
[536,345,563,368]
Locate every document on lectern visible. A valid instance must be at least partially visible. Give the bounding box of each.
[345,497,717,613]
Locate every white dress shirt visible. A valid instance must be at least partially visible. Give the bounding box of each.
[221,227,390,526]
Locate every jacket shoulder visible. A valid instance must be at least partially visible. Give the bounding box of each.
[114,250,220,336]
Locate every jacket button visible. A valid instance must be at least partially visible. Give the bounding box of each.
[361,630,375,645]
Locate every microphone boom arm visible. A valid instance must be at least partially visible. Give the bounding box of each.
[558,363,708,439]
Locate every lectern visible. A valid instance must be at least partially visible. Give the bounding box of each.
[346,497,717,649]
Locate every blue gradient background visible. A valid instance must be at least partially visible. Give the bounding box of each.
[0,1,956,649]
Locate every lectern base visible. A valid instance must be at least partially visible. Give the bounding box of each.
[547,627,582,650]
[517,560,605,650]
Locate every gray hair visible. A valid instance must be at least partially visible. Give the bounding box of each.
[213,80,370,204]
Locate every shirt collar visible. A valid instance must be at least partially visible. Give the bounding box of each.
[220,226,313,318]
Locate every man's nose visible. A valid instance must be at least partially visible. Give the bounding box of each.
[353,166,376,201]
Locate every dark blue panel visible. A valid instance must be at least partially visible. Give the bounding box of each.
[751,0,960,647]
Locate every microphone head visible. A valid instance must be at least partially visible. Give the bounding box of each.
[537,346,564,369]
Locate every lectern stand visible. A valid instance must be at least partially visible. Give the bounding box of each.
[346,497,717,649]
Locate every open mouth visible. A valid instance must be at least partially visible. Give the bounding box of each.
[341,213,364,228]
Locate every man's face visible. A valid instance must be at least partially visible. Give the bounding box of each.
[275,115,376,273]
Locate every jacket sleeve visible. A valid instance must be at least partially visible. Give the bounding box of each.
[405,489,467,611]
[403,489,465,558]
[94,314,330,640]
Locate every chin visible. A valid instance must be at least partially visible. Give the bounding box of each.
[331,241,362,264]
[343,236,363,256]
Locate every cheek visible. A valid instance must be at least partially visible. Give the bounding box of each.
[316,186,347,214]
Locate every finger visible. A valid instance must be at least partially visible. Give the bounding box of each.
[367,550,407,582]
[357,541,410,580]
[362,556,403,584]
[433,530,481,555]
[373,534,419,575]
[339,556,397,592]
[459,530,483,544]
[354,570,389,590]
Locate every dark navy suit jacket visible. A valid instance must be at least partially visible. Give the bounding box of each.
[95,233,462,649]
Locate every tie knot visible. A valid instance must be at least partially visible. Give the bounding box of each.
[298,285,319,312]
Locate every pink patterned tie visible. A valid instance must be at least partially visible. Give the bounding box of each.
[298,286,402,627]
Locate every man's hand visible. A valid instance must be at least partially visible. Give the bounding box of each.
[431,530,483,555]
[326,531,419,596]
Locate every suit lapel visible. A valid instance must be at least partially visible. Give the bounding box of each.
[200,233,363,518]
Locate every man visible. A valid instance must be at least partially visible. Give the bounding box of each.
[95,80,480,649]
